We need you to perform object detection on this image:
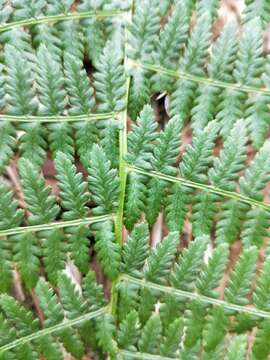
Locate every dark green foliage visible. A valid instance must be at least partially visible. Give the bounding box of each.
[121,223,149,277]
[0,122,16,173]
[225,247,258,306]
[138,314,162,354]
[1,2,270,359]
[144,232,179,284]
[0,184,24,230]
[64,52,95,115]
[19,159,60,225]
[88,144,119,215]
[5,44,37,115]
[171,235,208,291]
[94,40,126,112]
[55,152,89,220]
[13,232,40,289]
[94,221,120,279]
[42,229,67,285]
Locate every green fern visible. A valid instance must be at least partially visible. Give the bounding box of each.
[2,2,270,359]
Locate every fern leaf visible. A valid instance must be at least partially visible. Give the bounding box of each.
[19,123,47,167]
[64,52,95,115]
[241,208,270,248]
[118,310,140,350]
[5,44,37,115]
[0,122,16,173]
[94,221,120,279]
[180,120,219,183]
[138,314,162,354]
[88,144,119,215]
[122,223,149,277]
[209,119,247,191]
[151,2,188,92]
[67,225,91,274]
[94,40,126,112]
[144,232,179,284]
[239,140,270,200]
[215,200,246,245]
[0,184,24,230]
[124,173,147,230]
[82,270,106,311]
[225,247,258,306]
[203,307,228,354]
[13,232,40,289]
[171,235,208,291]
[19,159,60,225]
[160,318,183,357]
[225,336,247,360]
[251,319,270,359]
[74,121,98,168]
[58,272,86,319]
[11,0,45,20]
[42,229,66,285]
[126,104,157,169]
[55,151,89,220]
[36,44,66,115]
[196,244,229,298]
[253,257,270,312]
[96,314,118,357]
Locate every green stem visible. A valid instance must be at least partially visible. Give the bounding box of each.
[0,214,115,237]
[119,349,177,360]
[128,165,270,212]
[0,112,117,123]
[129,59,270,96]
[0,10,127,33]
[109,8,133,319]
[121,274,270,320]
[0,307,107,353]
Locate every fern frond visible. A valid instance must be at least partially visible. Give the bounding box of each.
[240,140,270,200]
[42,229,67,285]
[5,44,37,115]
[138,314,162,355]
[0,184,24,230]
[18,158,60,225]
[144,232,179,284]
[224,247,258,306]
[196,244,229,298]
[122,223,149,277]
[36,44,66,116]
[124,173,147,230]
[19,123,47,167]
[94,39,126,112]
[96,314,118,357]
[118,310,140,351]
[55,151,89,220]
[64,52,95,115]
[171,235,208,291]
[127,0,160,118]
[0,122,15,173]
[94,221,121,279]
[126,104,157,169]
[13,232,40,289]
[88,144,119,215]
[151,2,188,92]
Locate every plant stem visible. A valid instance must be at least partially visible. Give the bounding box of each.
[128,165,270,212]
[0,11,127,33]
[121,274,270,320]
[109,6,133,320]
[129,59,270,96]
[0,112,116,123]
[0,307,107,353]
[0,214,115,237]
